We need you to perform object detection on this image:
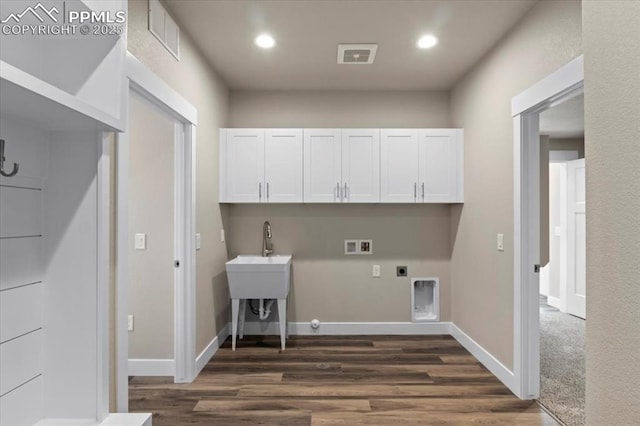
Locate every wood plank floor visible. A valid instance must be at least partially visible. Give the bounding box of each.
[130,335,558,425]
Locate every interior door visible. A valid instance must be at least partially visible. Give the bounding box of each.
[380,129,419,202]
[567,158,586,319]
[265,129,303,202]
[341,129,380,202]
[304,129,342,202]
[224,129,265,203]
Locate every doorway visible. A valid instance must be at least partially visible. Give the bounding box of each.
[116,54,198,411]
[538,95,586,425]
[510,54,583,402]
[126,90,177,375]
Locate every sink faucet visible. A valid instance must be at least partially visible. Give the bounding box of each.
[262,221,273,257]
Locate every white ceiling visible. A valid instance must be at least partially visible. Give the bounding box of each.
[540,94,584,139]
[165,0,537,91]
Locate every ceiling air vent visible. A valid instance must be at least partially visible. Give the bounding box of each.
[337,44,378,65]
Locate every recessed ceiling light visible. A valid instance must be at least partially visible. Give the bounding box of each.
[255,34,275,49]
[417,34,438,49]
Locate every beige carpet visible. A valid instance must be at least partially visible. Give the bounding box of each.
[538,295,585,426]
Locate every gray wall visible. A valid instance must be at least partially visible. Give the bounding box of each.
[550,137,585,158]
[449,0,582,369]
[226,90,452,322]
[128,0,230,356]
[229,90,450,128]
[583,1,640,423]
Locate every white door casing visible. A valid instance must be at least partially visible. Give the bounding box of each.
[566,158,586,319]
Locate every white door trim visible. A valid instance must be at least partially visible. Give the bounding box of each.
[116,52,198,411]
[511,55,583,399]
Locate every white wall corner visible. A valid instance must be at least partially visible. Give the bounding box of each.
[449,323,516,393]
[195,323,231,376]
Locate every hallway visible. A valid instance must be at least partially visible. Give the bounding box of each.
[539,296,586,426]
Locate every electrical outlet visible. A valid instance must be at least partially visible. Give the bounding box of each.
[127,315,134,331]
[196,233,202,250]
[372,264,381,277]
[497,234,504,251]
[359,240,373,254]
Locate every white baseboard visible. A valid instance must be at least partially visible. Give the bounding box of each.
[547,295,564,311]
[128,359,174,377]
[449,323,516,392]
[195,323,230,375]
[240,321,452,336]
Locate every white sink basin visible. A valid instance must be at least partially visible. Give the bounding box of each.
[225,255,292,299]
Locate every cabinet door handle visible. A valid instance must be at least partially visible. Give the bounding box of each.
[344,183,348,201]
[421,182,425,200]
[337,182,341,201]
[259,182,262,201]
[414,182,417,200]
[267,182,270,201]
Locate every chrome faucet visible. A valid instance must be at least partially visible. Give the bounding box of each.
[262,221,273,257]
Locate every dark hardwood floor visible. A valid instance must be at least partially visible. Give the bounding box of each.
[130,335,558,425]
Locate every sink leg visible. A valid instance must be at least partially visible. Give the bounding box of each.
[239,299,247,339]
[231,298,239,351]
[277,298,287,351]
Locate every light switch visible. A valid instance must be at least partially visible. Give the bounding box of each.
[497,234,504,251]
[372,265,381,278]
[220,229,225,243]
[554,226,562,237]
[128,315,134,331]
[196,233,202,250]
[135,233,146,250]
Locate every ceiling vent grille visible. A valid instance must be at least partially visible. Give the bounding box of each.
[337,44,378,64]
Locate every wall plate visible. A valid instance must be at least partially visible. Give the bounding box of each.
[359,240,373,255]
[397,266,408,277]
[344,239,358,255]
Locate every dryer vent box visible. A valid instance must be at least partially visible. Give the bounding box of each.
[411,277,439,322]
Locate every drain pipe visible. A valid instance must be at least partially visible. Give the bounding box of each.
[259,299,275,320]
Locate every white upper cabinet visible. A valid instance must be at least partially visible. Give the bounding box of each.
[220,129,303,203]
[304,129,342,202]
[419,129,463,203]
[381,129,420,202]
[221,129,265,202]
[381,129,463,203]
[221,128,463,204]
[341,130,380,203]
[265,129,303,202]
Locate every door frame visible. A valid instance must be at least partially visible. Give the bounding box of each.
[116,52,198,411]
[511,55,583,399]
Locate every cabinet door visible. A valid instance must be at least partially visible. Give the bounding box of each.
[418,129,462,202]
[342,129,380,203]
[380,129,419,203]
[222,129,265,202]
[265,129,303,202]
[304,129,342,202]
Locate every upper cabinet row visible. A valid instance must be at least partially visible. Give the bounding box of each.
[219,128,463,203]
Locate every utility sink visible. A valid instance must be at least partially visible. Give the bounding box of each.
[225,255,292,351]
[225,255,292,299]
